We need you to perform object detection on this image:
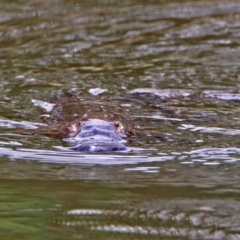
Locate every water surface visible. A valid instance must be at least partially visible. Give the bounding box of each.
[1,0,240,239]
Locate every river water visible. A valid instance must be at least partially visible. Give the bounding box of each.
[1,0,240,239]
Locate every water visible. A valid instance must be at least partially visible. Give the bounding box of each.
[1,0,240,239]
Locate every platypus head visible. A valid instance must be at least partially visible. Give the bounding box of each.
[69,119,127,152]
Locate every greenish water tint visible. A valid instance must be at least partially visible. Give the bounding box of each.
[0,0,240,239]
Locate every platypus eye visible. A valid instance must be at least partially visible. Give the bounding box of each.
[114,121,127,138]
[114,121,123,131]
[114,121,120,128]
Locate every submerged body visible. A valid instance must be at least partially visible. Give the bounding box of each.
[31,88,240,152]
[39,97,134,153]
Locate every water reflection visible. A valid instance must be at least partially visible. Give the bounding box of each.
[1,172,240,239]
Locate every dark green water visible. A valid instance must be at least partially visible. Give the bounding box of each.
[1,0,240,239]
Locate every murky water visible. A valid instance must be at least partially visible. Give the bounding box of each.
[1,0,240,239]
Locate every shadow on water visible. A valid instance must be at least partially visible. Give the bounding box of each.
[1,0,240,239]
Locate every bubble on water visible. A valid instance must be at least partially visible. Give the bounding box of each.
[88,88,107,96]
[31,99,55,112]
